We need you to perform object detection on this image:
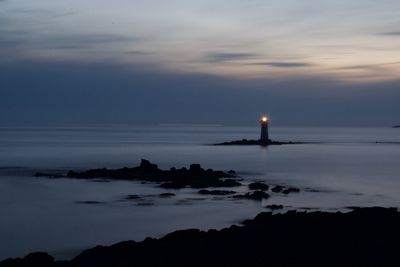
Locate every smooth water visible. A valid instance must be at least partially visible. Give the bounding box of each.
[1,125,400,260]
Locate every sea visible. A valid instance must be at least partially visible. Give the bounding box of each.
[0,125,399,260]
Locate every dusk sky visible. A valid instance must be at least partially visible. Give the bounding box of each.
[1,0,400,126]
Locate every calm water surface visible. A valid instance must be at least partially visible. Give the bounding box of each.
[0,125,399,260]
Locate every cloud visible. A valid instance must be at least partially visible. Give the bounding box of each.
[206,52,259,63]
[125,51,154,55]
[0,31,138,50]
[251,62,314,68]
[379,31,400,36]
[43,34,136,48]
[338,61,400,70]
[0,59,399,127]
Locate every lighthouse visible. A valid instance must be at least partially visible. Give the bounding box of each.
[260,116,269,143]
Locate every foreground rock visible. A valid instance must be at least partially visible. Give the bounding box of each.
[36,159,241,189]
[3,208,400,267]
[214,139,303,146]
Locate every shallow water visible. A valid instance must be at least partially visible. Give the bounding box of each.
[0,125,399,260]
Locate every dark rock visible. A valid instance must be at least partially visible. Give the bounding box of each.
[219,179,242,187]
[248,182,269,191]
[189,164,202,172]
[139,159,159,171]
[125,195,141,200]
[75,201,105,205]
[282,187,300,194]
[62,160,240,189]
[271,185,284,193]
[233,190,270,201]
[214,139,303,146]
[159,182,186,189]
[4,208,400,267]
[159,193,176,198]
[266,204,284,210]
[271,185,300,194]
[198,190,236,196]
[0,252,54,267]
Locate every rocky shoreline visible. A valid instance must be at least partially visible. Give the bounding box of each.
[34,160,301,201]
[35,159,241,189]
[2,207,400,267]
[213,139,303,146]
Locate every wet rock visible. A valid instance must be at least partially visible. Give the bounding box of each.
[214,139,303,146]
[234,190,270,201]
[65,159,240,189]
[271,185,284,193]
[125,195,141,200]
[75,201,105,205]
[159,193,176,198]
[265,204,284,210]
[271,185,300,194]
[282,187,300,194]
[198,190,236,196]
[248,182,269,191]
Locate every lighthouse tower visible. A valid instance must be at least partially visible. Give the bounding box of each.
[260,116,269,143]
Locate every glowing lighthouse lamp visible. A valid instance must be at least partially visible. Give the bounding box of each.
[259,116,270,144]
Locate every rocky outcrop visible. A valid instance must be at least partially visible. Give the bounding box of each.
[3,208,400,267]
[265,204,284,210]
[233,190,270,200]
[214,139,303,146]
[248,182,269,191]
[271,185,300,194]
[197,190,236,196]
[37,160,241,189]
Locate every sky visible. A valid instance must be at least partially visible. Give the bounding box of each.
[1,0,400,126]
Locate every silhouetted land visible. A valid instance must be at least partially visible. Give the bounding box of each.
[2,207,400,267]
[35,159,241,189]
[393,125,400,128]
[214,139,303,146]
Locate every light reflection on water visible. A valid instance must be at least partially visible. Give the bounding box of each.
[0,126,399,260]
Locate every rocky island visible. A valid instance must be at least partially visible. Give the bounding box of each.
[214,116,302,146]
[214,139,302,146]
[2,207,400,267]
[35,159,241,189]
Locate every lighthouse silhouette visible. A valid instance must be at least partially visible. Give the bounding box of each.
[260,116,270,143]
